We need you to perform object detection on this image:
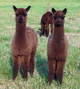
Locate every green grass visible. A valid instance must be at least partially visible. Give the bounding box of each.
[0,0,80,89]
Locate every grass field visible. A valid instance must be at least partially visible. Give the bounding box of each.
[0,0,80,89]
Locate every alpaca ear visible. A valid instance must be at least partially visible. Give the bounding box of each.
[52,8,56,14]
[25,6,31,12]
[13,6,17,11]
[63,8,67,15]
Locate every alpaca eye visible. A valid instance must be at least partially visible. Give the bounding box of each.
[15,14,19,17]
[23,14,27,17]
[61,17,65,19]
[54,17,57,20]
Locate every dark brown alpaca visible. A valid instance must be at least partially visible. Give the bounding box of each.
[11,6,38,80]
[40,11,54,37]
[47,8,68,85]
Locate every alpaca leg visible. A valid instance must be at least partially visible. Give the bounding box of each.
[29,51,36,77]
[46,24,49,37]
[56,60,65,84]
[48,60,56,85]
[40,23,45,36]
[21,55,30,80]
[43,26,45,35]
[51,24,53,34]
[13,56,21,80]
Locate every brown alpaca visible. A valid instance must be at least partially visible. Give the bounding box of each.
[40,11,54,37]
[47,8,68,85]
[11,6,38,80]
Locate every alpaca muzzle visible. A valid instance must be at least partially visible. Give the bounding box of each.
[55,21,62,27]
[19,15,23,23]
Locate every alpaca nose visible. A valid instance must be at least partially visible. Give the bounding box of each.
[55,20,61,27]
[57,21,61,26]
[19,15,23,23]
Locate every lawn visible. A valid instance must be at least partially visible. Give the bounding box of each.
[0,0,80,89]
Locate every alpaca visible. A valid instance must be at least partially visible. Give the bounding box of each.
[47,8,68,85]
[40,11,54,37]
[11,6,38,80]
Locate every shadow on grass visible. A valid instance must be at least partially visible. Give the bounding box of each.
[9,53,13,68]
[36,29,40,36]
[36,54,48,80]
[78,64,80,70]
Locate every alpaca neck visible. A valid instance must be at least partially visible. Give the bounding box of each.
[15,23,27,43]
[16,22,26,31]
[53,26,64,43]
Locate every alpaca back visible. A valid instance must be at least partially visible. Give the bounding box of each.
[41,11,53,25]
[25,27,38,51]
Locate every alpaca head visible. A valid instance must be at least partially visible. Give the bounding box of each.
[13,6,31,24]
[52,8,67,27]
